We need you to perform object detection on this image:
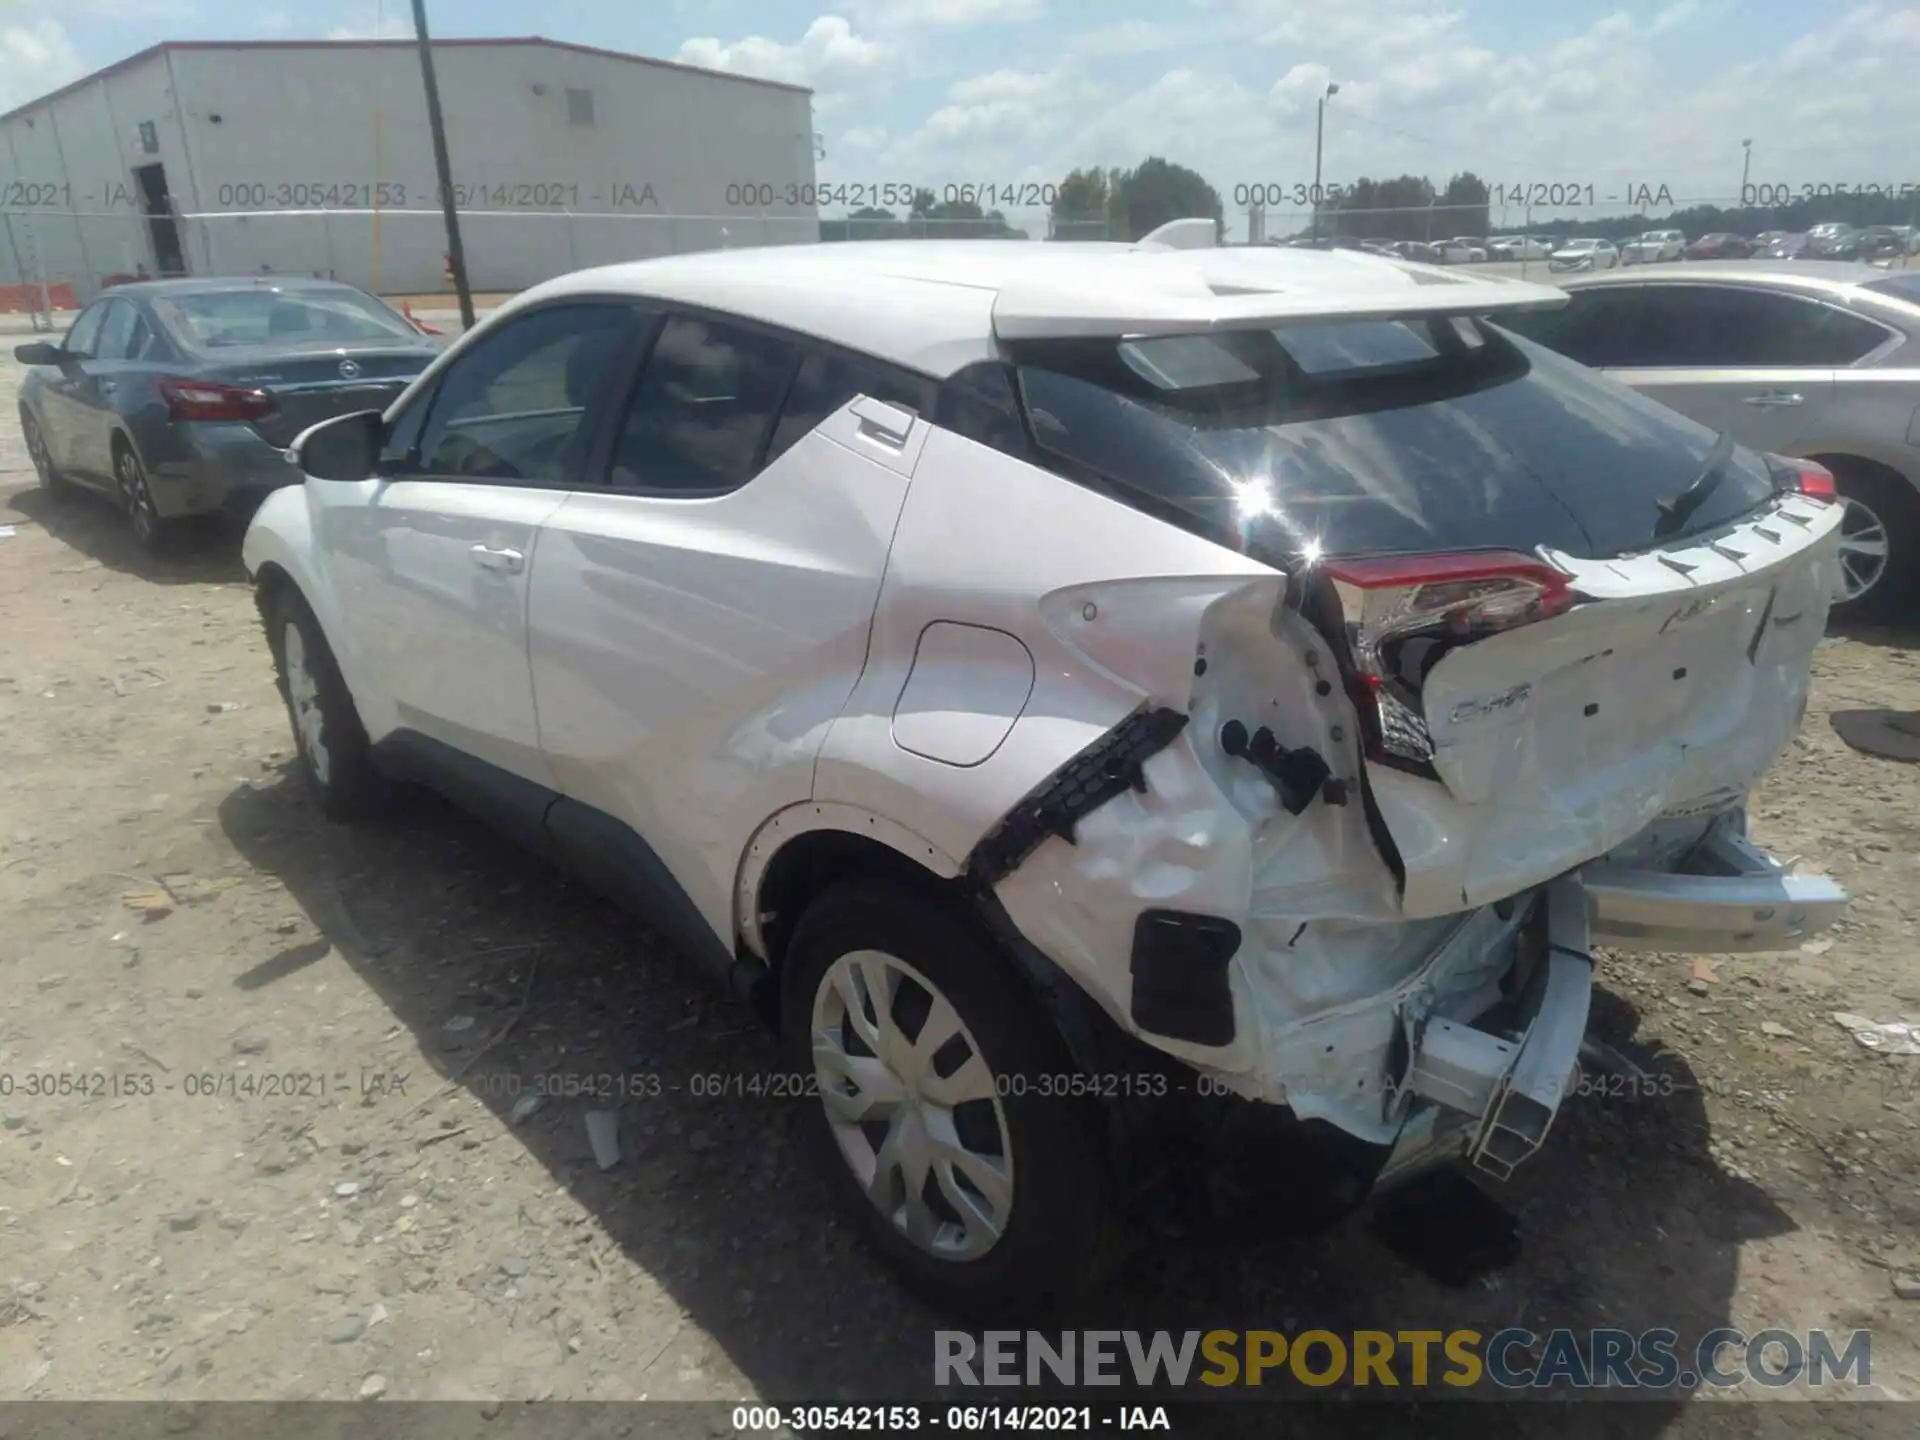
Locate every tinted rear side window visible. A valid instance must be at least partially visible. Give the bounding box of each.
[1504,285,1892,367]
[1012,321,1777,564]
[766,348,934,464]
[611,315,800,493]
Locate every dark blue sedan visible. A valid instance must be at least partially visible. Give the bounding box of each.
[16,278,443,551]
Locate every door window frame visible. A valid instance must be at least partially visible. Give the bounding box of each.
[375,295,653,489]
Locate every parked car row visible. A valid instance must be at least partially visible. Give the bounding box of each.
[1326,226,1920,268]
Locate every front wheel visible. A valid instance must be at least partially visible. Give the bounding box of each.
[21,408,74,499]
[268,587,389,820]
[783,883,1118,1317]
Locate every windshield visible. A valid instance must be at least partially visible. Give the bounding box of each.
[153,288,420,349]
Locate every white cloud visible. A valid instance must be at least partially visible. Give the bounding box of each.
[781,0,1920,229]
[325,3,411,41]
[676,15,888,90]
[0,20,84,112]
[848,0,1046,30]
[1067,18,1191,57]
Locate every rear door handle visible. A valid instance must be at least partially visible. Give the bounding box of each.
[470,544,525,575]
[1742,391,1803,408]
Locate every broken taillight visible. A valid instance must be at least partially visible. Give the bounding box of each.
[1319,551,1577,773]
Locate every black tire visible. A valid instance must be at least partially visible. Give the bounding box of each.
[20,406,75,500]
[266,585,389,821]
[113,438,183,555]
[1824,463,1919,624]
[782,882,1118,1318]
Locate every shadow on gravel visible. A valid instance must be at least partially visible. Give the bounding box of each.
[217,770,1785,1433]
[1827,613,1920,653]
[7,485,246,585]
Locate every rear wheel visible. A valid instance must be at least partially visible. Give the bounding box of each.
[782,882,1117,1317]
[114,440,180,554]
[1823,463,1917,623]
[268,587,388,820]
[20,408,73,499]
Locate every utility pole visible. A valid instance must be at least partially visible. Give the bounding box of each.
[1311,81,1339,243]
[411,0,474,328]
[1740,138,1753,207]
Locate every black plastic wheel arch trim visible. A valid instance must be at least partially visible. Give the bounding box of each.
[963,705,1190,887]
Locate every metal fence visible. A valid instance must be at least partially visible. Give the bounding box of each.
[3,195,1913,330]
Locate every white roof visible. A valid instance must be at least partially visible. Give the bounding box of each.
[507,239,1570,376]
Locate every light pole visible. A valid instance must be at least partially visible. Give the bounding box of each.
[1311,81,1339,242]
[412,0,474,329]
[1740,138,1753,206]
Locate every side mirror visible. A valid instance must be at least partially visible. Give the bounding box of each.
[14,342,64,366]
[289,409,383,482]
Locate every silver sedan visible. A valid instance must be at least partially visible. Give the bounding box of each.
[1497,261,1920,619]
[17,278,442,552]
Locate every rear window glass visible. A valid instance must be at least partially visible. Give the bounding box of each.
[154,289,418,348]
[1011,321,1778,564]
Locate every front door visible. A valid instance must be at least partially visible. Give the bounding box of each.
[314,300,641,789]
[64,298,149,478]
[37,301,111,476]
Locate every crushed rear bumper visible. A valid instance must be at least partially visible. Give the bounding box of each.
[1375,878,1593,1188]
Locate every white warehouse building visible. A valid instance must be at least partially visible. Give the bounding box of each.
[0,36,819,304]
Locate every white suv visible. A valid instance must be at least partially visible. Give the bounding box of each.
[1622,229,1687,265]
[244,234,1849,1314]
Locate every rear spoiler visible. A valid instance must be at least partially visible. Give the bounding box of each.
[997,218,1569,340]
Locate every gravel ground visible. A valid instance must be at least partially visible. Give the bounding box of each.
[3,348,1919,1430]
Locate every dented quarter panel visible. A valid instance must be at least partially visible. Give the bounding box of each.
[813,427,1274,865]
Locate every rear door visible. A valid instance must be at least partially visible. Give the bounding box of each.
[528,315,936,939]
[1544,283,1856,452]
[316,300,641,792]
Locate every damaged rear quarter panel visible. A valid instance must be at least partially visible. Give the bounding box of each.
[815,430,1417,1101]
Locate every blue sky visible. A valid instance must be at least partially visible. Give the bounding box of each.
[6,1,1919,226]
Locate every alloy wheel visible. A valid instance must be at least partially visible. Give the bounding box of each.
[117,448,158,546]
[282,621,332,786]
[810,949,1014,1261]
[1835,495,1891,603]
[23,413,52,484]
